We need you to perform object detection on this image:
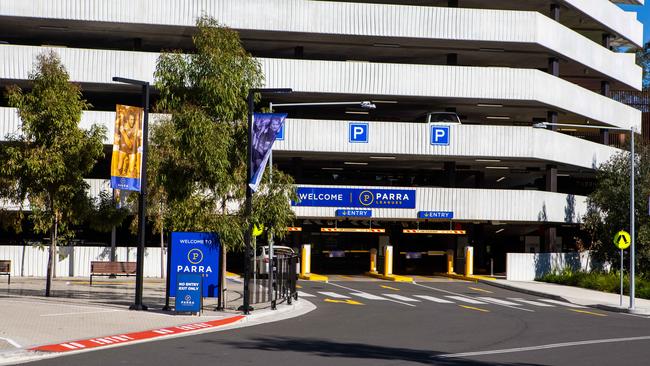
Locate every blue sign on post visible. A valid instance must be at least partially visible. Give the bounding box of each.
[170,232,220,298]
[175,273,202,313]
[430,125,450,146]
[275,123,285,141]
[418,211,454,219]
[336,209,372,217]
[293,187,416,209]
[349,122,369,143]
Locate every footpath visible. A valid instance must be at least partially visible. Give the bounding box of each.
[481,278,650,315]
[0,276,314,365]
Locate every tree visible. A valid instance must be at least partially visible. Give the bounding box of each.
[149,17,296,252]
[582,137,650,275]
[635,41,650,89]
[2,51,106,296]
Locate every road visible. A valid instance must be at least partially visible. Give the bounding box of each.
[26,278,650,366]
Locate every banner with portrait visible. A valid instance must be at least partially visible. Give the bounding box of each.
[249,113,287,192]
[110,104,143,192]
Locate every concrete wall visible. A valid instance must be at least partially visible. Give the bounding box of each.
[506,251,609,281]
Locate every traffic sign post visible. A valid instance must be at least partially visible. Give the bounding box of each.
[614,230,631,307]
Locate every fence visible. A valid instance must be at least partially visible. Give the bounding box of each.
[0,245,166,278]
[249,253,298,307]
[506,251,609,281]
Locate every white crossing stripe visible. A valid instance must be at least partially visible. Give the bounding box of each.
[350,292,387,300]
[68,342,86,348]
[413,295,454,303]
[60,343,77,350]
[477,297,522,306]
[508,298,555,307]
[538,299,586,308]
[382,294,420,302]
[445,296,487,304]
[318,292,350,299]
[297,291,316,298]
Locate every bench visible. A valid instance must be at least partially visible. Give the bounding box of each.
[0,260,9,284]
[90,261,137,286]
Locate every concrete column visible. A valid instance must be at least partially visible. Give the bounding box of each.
[547,111,558,132]
[601,80,610,97]
[545,165,558,252]
[550,4,560,22]
[548,57,559,77]
[601,129,610,145]
[602,33,612,50]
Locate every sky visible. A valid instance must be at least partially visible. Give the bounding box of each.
[619,4,650,43]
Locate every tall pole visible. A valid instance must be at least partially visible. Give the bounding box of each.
[131,82,150,311]
[268,103,275,309]
[630,126,636,310]
[242,91,254,315]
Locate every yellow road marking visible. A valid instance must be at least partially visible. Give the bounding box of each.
[339,275,354,280]
[380,285,400,291]
[296,285,302,289]
[324,298,364,305]
[569,309,607,317]
[459,305,490,313]
[469,286,493,294]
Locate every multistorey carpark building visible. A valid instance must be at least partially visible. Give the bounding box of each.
[0,0,644,275]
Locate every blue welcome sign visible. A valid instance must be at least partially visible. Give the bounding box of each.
[170,232,220,298]
[294,187,416,209]
[175,273,202,313]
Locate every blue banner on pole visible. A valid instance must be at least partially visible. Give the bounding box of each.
[175,273,202,313]
[293,187,416,209]
[170,232,220,298]
[249,113,287,192]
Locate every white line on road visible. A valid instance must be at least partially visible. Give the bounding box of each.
[413,295,454,303]
[477,297,521,306]
[437,335,650,359]
[445,296,486,305]
[382,294,420,302]
[537,299,586,308]
[325,282,416,307]
[297,291,316,298]
[508,298,555,307]
[318,292,350,299]
[0,337,21,348]
[350,292,387,300]
[412,283,534,312]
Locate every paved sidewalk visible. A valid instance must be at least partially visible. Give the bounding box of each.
[482,278,650,315]
[0,276,313,364]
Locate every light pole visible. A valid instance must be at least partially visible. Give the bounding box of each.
[533,121,637,310]
[113,76,150,311]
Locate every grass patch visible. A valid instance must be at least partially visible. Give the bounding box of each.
[537,270,650,300]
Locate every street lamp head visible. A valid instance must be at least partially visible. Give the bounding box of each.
[532,122,548,129]
[360,101,377,110]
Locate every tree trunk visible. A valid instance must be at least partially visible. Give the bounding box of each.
[45,215,57,297]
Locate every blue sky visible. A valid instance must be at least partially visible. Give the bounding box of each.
[619,4,650,43]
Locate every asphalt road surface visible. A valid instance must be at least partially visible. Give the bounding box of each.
[26,279,650,366]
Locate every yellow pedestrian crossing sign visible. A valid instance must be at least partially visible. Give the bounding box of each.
[614,230,631,250]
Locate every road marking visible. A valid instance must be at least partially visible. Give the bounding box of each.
[477,297,521,306]
[569,309,607,317]
[40,309,122,317]
[459,305,490,313]
[437,335,650,359]
[413,295,454,303]
[469,287,493,293]
[508,298,555,307]
[411,283,532,312]
[382,294,420,302]
[296,285,302,289]
[445,296,486,305]
[318,292,349,299]
[297,291,315,298]
[0,337,21,348]
[380,285,400,291]
[538,299,586,308]
[324,299,364,305]
[325,282,416,307]
[350,292,387,300]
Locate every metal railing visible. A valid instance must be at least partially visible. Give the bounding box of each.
[250,253,298,309]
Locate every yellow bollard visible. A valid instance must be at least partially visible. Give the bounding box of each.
[383,245,393,277]
[446,249,454,274]
[464,246,474,276]
[301,244,311,277]
[369,248,378,274]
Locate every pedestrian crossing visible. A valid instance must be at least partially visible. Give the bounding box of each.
[298,290,587,311]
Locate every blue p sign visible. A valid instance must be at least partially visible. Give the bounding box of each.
[349,122,369,143]
[430,125,450,146]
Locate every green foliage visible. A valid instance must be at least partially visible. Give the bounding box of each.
[582,138,650,274]
[150,16,296,251]
[88,191,130,233]
[538,270,650,300]
[636,41,650,89]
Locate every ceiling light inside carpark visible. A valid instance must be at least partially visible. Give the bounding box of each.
[557,173,570,177]
[559,128,577,132]
[344,162,368,166]
[485,166,509,170]
[373,43,401,48]
[486,116,511,120]
[479,48,505,52]
[370,156,397,160]
[476,159,501,162]
[477,103,503,108]
[346,111,369,115]
[496,176,506,182]
[322,167,343,171]
[372,100,399,104]
[495,228,505,234]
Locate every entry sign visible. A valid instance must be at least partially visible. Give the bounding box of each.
[614,230,631,250]
[170,232,220,298]
[430,125,450,146]
[175,273,202,313]
[418,211,453,219]
[336,209,372,217]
